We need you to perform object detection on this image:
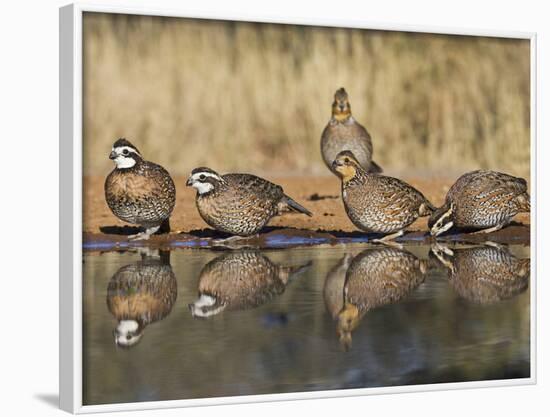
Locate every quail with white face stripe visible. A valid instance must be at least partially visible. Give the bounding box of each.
[189,251,310,318]
[428,170,531,237]
[186,167,312,237]
[107,250,177,348]
[430,242,529,304]
[104,138,176,240]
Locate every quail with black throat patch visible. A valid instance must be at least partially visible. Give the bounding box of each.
[428,170,530,237]
[104,138,176,240]
[332,150,434,243]
[186,167,312,237]
[107,250,177,348]
[321,87,382,175]
[189,251,310,318]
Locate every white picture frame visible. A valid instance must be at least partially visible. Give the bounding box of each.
[59,2,537,413]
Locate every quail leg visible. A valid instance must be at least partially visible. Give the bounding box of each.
[471,223,505,235]
[136,246,159,258]
[129,225,161,241]
[373,230,404,248]
[212,235,250,244]
[212,234,259,249]
[482,240,508,250]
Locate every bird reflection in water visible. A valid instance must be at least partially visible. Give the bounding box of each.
[430,242,530,304]
[106,249,177,348]
[324,248,428,350]
[189,251,310,318]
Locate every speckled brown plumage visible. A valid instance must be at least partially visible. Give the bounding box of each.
[430,244,529,304]
[104,138,176,237]
[187,168,312,236]
[323,253,353,321]
[429,170,530,235]
[189,251,309,317]
[333,151,434,237]
[344,247,427,312]
[329,247,427,348]
[106,251,177,347]
[321,87,382,175]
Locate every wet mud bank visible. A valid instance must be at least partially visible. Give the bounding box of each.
[83,224,530,252]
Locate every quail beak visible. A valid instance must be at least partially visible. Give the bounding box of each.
[185,177,193,186]
[109,151,117,160]
[332,160,344,170]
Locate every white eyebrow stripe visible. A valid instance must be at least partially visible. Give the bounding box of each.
[191,172,222,181]
[113,146,141,156]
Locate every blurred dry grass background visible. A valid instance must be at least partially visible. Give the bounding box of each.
[83,12,530,178]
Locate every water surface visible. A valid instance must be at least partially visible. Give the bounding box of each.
[83,244,530,405]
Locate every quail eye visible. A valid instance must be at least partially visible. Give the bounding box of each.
[344,158,350,163]
[199,174,206,180]
[122,149,129,156]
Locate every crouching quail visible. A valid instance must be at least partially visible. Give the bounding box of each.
[430,242,529,304]
[104,138,176,240]
[186,167,312,237]
[429,170,531,236]
[332,150,434,243]
[189,251,310,318]
[106,250,177,348]
[324,248,427,350]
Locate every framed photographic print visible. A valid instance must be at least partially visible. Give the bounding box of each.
[60,2,536,413]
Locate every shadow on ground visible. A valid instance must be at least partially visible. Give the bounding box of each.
[85,223,530,252]
[99,225,141,236]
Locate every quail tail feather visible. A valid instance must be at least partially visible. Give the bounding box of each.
[419,200,437,217]
[280,261,313,284]
[368,160,383,174]
[283,196,313,217]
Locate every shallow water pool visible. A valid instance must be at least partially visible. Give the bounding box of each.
[82,243,530,405]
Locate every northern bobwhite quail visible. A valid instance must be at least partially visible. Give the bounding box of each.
[332,150,435,242]
[321,87,382,175]
[189,251,310,318]
[106,250,177,348]
[429,170,530,236]
[186,167,312,237]
[430,242,529,304]
[323,253,354,324]
[327,247,427,349]
[104,138,176,240]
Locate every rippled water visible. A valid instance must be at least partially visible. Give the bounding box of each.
[82,243,530,405]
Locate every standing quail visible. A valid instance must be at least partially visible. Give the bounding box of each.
[321,87,382,175]
[106,250,177,348]
[104,138,176,240]
[430,243,529,304]
[325,248,427,350]
[186,167,312,237]
[429,170,530,236]
[332,150,435,242]
[189,251,310,318]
